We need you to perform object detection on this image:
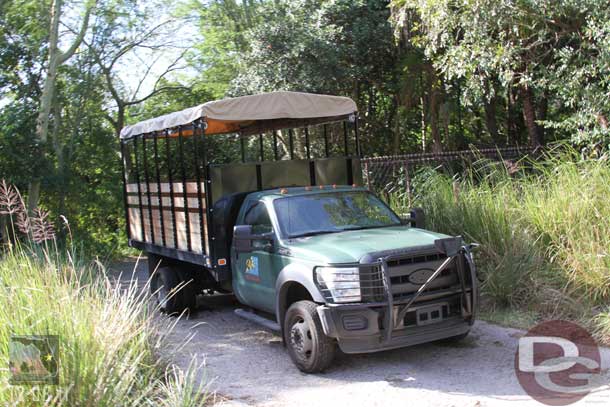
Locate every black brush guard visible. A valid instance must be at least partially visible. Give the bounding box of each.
[375,236,479,344]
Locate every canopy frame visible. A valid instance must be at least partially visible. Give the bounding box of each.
[119,92,361,269]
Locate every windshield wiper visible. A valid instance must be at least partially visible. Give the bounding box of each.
[289,230,339,238]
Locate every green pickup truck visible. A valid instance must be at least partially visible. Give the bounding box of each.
[119,91,479,372]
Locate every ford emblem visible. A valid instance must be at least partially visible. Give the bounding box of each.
[408,268,435,285]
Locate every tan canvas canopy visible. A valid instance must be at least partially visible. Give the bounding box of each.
[120,91,358,139]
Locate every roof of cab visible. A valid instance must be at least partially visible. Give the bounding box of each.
[248,185,368,201]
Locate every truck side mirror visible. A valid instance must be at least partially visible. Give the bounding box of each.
[234,225,253,253]
[409,207,425,229]
[233,225,275,253]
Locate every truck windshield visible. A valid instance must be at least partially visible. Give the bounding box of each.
[273,191,401,238]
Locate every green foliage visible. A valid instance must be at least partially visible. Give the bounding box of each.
[189,0,264,98]
[190,0,403,155]
[2,0,610,256]
[393,0,610,150]
[0,244,208,406]
[0,0,48,97]
[1,0,184,256]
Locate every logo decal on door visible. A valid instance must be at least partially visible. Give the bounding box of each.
[244,256,260,282]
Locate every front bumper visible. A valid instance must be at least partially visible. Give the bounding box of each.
[316,237,479,354]
[317,302,471,353]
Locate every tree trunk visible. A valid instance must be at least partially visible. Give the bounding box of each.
[422,64,443,154]
[520,85,541,147]
[429,92,441,153]
[455,80,465,149]
[36,0,62,146]
[440,102,450,149]
[29,0,92,211]
[536,94,548,143]
[29,0,62,212]
[116,104,125,138]
[482,79,500,144]
[484,96,499,143]
[506,86,516,145]
[389,97,400,155]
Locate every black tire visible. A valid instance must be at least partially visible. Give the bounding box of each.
[150,266,197,315]
[284,300,336,373]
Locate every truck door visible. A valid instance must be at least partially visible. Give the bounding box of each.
[232,200,277,313]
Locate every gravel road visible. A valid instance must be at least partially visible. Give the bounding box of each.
[112,258,610,407]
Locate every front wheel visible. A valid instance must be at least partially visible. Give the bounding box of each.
[284,300,336,373]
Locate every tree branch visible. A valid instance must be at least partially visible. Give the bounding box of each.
[125,85,186,107]
[58,1,96,64]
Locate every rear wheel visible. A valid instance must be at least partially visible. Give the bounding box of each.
[150,265,197,315]
[284,300,335,373]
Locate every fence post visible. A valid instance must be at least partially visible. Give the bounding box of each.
[364,161,371,190]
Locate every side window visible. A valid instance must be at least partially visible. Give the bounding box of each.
[243,201,273,235]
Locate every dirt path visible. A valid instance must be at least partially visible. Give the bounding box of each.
[112,258,610,407]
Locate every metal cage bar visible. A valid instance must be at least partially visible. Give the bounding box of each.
[192,120,206,254]
[201,119,214,264]
[272,130,279,160]
[142,134,156,244]
[164,129,178,248]
[259,133,264,161]
[323,124,329,158]
[304,127,311,159]
[153,135,166,246]
[132,136,146,242]
[240,136,246,163]
[177,125,192,252]
[343,121,349,156]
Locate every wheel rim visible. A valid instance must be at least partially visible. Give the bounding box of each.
[289,317,313,361]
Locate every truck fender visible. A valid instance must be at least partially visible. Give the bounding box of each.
[274,263,325,337]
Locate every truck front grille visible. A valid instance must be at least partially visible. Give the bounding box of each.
[360,252,462,303]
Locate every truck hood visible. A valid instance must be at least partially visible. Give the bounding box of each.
[284,226,452,264]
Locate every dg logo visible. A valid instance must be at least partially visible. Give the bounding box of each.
[514,320,605,405]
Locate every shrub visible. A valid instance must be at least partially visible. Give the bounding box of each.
[392,148,610,340]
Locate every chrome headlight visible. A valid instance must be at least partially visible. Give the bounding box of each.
[315,266,361,303]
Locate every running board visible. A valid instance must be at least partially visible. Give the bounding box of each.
[234,309,281,332]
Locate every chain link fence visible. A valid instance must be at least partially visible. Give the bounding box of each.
[361,146,536,204]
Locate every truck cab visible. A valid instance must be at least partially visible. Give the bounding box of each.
[228,186,476,371]
[119,91,478,372]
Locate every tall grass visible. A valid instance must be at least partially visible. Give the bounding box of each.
[392,148,610,342]
[0,244,208,406]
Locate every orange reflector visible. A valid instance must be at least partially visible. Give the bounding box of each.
[218,258,227,266]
